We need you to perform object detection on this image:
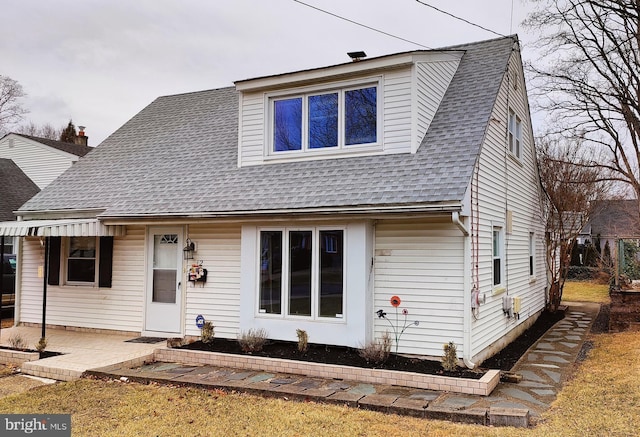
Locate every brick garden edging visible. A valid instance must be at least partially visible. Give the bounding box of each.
[0,348,40,366]
[155,347,500,396]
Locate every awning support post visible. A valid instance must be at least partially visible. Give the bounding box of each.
[42,237,49,339]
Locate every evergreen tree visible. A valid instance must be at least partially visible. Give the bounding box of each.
[59,120,77,144]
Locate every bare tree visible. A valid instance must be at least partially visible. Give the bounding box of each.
[16,121,62,140]
[0,75,28,135]
[538,138,613,310]
[525,1,640,212]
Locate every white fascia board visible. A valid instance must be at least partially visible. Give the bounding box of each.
[235,51,464,92]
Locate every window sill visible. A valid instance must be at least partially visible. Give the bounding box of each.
[256,313,346,324]
[264,144,384,164]
[507,151,524,167]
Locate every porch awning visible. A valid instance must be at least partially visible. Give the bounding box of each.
[0,218,126,237]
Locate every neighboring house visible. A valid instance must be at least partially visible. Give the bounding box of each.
[0,133,92,254]
[581,200,640,251]
[0,36,547,366]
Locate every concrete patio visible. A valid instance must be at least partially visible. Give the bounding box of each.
[0,325,161,381]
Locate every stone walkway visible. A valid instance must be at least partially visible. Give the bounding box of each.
[87,302,601,427]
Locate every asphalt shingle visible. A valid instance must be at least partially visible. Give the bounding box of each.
[19,36,516,218]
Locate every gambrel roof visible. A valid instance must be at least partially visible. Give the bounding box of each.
[18,36,517,219]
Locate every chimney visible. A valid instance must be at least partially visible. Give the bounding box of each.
[75,126,88,146]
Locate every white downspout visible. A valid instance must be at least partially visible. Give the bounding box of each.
[453,212,476,369]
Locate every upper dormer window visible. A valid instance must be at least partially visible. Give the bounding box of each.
[269,83,378,155]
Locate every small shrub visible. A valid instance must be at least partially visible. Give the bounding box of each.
[442,341,458,372]
[201,321,215,344]
[358,332,391,364]
[35,337,48,353]
[296,329,308,353]
[237,328,268,353]
[567,266,600,280]
[8,334,27,351]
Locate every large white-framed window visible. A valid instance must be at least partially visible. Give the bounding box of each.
[508,109,522,158]
[65,236,98,284]
[258,227,345,320]
[493,227,504,287]
[268,80,379,156]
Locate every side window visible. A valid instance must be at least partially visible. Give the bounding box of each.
[493,227,503,287]
[508,109,522,158]
[529,232,535,276]
[67,237,96,283]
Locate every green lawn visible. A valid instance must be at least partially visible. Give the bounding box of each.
[562,280,610,304]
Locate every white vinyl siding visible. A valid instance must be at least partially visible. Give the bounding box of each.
[18,226,146,332]
[237,53,462,167]
[373,220,465,357]
[184,224,241,339]
[0,135,83,189]
[470,50,547,359]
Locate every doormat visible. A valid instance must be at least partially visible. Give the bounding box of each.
[125,337,167,344]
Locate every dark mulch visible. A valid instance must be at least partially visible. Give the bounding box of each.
[182,338,484,379]
[479,309,565,371]
[180,309,567,378]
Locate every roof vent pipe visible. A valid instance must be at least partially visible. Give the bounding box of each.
[347,51,367,62]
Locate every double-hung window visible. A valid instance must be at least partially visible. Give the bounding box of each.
[271,84,378,154]
[508,109,522,158]
[493,227,503,287]
[67,237,97,283]
[259,228,344,319]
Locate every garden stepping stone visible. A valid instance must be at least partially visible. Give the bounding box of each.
[527,353,539,361]
[535,342,554,350]
[293,379,323,389]
[270,377,297,385]
[543,355,569,364]
[499,388,548,407]
[225,371,254,381]
[531,388,556,396]
[518,381,553,388]
[565,335,581,341]
[326,381,352,390]
[247,373,274,383]
[560,342,578,348]
[542,369,561,383]
[348,384,376,396]
[409,391,440,401]
[518,370,545,382]
[530,363,560,369]
[439,396,478,409]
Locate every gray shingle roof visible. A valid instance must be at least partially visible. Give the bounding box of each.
[13,134,93,157]
[19,36,516,218]
[0,159,40,221]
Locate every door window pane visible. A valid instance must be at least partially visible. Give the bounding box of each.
[289,231,312,316]
[153,234,177,303]
[308,93,338,149]
[274,98,302,151]
[260,231,282,314]
[345,87,377,145]
[67,237,96,282]
[319,230,343,317]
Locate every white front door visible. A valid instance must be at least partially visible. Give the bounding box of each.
[145,227,183,336]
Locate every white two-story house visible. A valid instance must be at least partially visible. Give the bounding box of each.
[0,36,547,366]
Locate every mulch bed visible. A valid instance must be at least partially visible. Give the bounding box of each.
[0,347,61,360]
[181,309,567,378]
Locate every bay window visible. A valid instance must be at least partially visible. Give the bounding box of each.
[259,228,344,319]
[271,83,378,154]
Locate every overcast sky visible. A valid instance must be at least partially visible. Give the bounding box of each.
[2,0,538,146]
